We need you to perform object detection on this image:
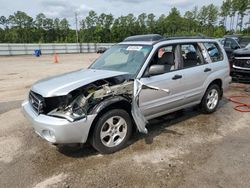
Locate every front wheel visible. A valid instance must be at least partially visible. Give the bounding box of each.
[200,84,221,114]
[91,109,132,154]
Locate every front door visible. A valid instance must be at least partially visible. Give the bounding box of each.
[139,44,186,119]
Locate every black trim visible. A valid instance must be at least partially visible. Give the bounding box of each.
[89,96,131,115]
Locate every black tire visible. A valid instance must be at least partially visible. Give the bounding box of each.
[200,84,221,114]
[91,109,132,154]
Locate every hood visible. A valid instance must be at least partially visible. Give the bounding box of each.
[31,69,128,97]
[233,48,250,57]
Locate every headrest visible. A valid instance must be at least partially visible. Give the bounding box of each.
[158,52,174,65]
[186,52,197,60]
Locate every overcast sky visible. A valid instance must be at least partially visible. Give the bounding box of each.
[0,0,222,23]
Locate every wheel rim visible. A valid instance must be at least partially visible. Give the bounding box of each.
[100,116,128,148]
[206,89,219,110]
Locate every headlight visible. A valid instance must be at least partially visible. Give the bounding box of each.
[71,94,87,116]
[48,94,88,122]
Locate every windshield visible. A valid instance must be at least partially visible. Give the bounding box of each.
[239,37,250,48]
[90,44,152,77]
[245,43,250,49]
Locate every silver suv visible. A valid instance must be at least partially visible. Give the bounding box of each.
[22,35,231,153]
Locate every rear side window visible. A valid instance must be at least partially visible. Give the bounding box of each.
[180,43,204,68]
[203,43,223,62]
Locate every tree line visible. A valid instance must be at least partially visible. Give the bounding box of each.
[0,1,249,43]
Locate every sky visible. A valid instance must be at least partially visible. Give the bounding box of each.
[0,0,223,24]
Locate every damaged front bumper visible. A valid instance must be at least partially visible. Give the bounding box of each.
[22,100,97,144]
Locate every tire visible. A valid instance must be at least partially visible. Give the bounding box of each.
[200,84,221,114]
[91,109,132,154]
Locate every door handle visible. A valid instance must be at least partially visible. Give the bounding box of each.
[172,74,182,80]
[204,68,212,72]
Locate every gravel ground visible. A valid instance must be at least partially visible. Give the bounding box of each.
[0,54,249,188]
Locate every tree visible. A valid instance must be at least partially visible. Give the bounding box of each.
[207,4,219,26]
[85,10,98,29]
[8,11,34,42]
[137,13,147,34]
[60,18,70,42]
[0,16,8,28]
[233,0,249,31]
[35,13,46,42]
[198,6,209,26]
[0,2,249,44]
[165,7,184,35]
[146,13,156,33]
[220,0,231,27]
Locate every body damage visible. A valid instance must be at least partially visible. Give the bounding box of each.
[31,69,130,97]
[30,72,169,134]
[47,76,134,122]
[132,79,170,133]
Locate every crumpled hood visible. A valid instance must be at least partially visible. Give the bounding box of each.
[31,69,128,97]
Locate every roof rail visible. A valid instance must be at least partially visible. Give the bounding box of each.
[165,35,214,40]
[123,34,164,42]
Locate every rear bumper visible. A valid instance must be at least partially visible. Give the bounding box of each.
[22,100,97,144]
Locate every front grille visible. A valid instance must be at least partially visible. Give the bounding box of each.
[233,59,250,69]
[29,91,44,114]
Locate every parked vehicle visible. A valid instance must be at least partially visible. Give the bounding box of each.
[231,44,250,82]
[220,35,250,82]
[222,37,241,61]
[96,47,107,53]
[22,34,231,153]
[222,36,250,58]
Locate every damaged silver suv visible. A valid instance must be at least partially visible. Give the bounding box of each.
[22,34,231,153]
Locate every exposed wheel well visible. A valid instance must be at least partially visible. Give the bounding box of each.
[87,100,134,143]
[208,79,223,98]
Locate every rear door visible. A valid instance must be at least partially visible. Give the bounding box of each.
[175,42,212,106]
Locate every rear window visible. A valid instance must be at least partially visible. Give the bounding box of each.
[203,43,223,62]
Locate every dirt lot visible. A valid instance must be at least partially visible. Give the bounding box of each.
[0,54,249,188]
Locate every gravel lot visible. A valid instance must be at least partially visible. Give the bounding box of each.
[0,54,249,188]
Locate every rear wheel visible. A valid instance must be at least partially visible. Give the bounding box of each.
[200,84,221,114]
[91,109,132,154]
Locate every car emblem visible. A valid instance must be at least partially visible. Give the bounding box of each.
[247,60,250,65]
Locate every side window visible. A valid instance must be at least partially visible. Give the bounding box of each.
[224,38,231,48]
[230,39,240,49]
[158,46,173,58]
[145,45,177,76]
[180,43,204,68]
[220,39,225,46]
[224,38,239,49]
[203,42,223,62]
[155,45,177,72]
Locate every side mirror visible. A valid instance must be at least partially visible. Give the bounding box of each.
[148,64,166,76]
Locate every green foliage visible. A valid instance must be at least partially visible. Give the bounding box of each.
[0,2,249,43]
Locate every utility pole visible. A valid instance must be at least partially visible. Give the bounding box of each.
[75,12,81,53]
[75,12,79,44]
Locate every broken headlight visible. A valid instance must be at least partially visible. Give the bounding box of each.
[48,94,88,122]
